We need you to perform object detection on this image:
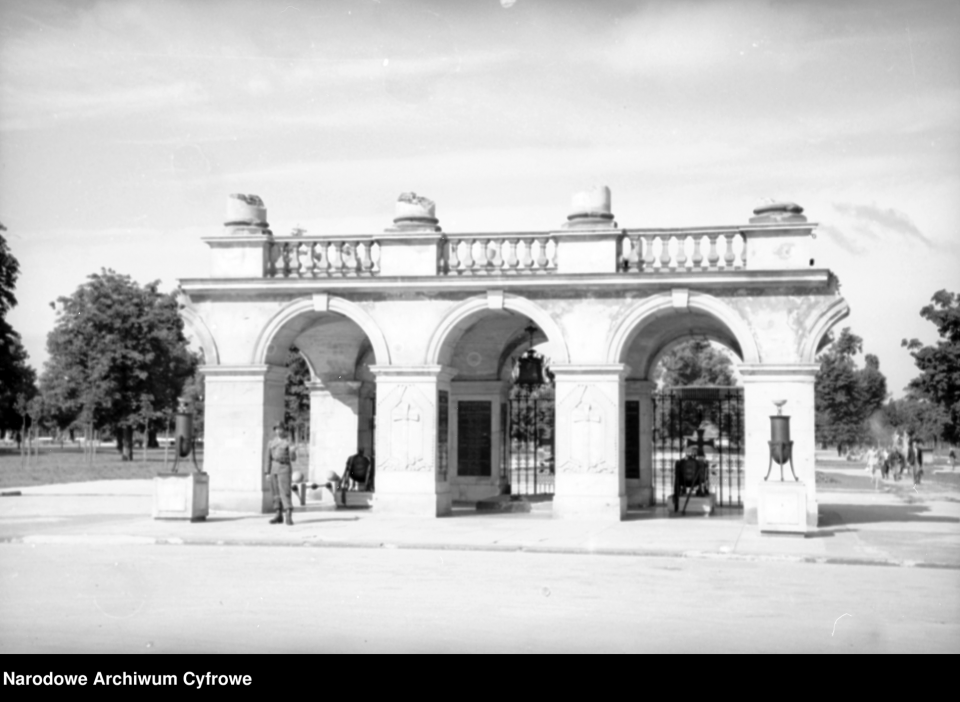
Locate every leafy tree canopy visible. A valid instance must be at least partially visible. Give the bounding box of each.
[901,290,960,444]
[39,269,197,445]
[0,223,38,431]
[815,327,888,448]
[655,339,737,388]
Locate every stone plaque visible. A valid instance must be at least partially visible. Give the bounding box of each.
[457,401,491,477]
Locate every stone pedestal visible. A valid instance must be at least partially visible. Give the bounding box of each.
[740,364,818,528]
[758,480,808,534]
[668,493,715,517]
[153,472,209,521]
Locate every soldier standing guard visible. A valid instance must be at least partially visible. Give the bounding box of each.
[266,424,297,525]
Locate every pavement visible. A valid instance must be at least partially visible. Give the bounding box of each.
[2,453,959,569]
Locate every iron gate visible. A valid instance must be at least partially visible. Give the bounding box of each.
[652,386,744,507]
[506,383,555,495]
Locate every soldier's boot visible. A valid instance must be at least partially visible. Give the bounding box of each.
[284,509,294,526]
[269,507,283,524]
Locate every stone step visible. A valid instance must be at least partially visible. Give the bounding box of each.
[339,491,373,509]
[476,495,532,513]
[668,493,715,517]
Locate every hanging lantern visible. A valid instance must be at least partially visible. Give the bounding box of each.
[516,324,547,387]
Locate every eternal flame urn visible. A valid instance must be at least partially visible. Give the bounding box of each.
[765,400,798,482]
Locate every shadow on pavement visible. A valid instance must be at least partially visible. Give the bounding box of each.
[820,504,960,526]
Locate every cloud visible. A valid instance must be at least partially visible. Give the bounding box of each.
[831,202,935,248]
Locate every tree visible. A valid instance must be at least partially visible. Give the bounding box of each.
[882,397,950,447]
[655,339,737,388]
[815,328,888,449]
[0,222,38,432]
[901,290,960,444]
[284,346,311,444]
[39,269,197,460]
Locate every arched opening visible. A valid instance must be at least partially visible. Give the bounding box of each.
[433,299,562,508]
[258,303,382,502]
[616,297,752,514]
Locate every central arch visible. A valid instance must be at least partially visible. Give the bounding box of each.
[606,291,760,367]
[425,292,570,366]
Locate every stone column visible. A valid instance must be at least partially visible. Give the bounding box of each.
[369,365,457,517]
[551,365,628,520]
[201,365,286,513]
[740,364,819,527]
[307,378,362,483]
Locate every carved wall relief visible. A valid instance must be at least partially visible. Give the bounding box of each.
[557,384,616,474]
[377,384,433,472]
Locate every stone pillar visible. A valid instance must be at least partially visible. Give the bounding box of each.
[551,365,628,520]
[740,364,819,527]
[377,192,444,277]
[307,378,361,483]
[369,365,457,517]
[203,194,273,278]
[743,201,816,270]
[201,365,286,513]
[625,380,655,507]
[552,186,622,275]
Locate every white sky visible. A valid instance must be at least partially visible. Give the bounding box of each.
[2,0,958,397]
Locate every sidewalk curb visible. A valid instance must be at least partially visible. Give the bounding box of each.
[3,534,957,570]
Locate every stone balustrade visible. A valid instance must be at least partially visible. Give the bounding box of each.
[267,237,381,278]
[618,229,747,273]
[439,234,558,275]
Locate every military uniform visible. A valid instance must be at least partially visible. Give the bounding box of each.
[266,433,297,524]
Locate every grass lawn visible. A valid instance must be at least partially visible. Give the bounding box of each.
[0,446,205,489]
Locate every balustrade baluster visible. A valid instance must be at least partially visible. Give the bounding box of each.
[643,235,656,271]
[740,234,747,269]
[360,242,373,273]
[626,234,640,272]
[521,239,535,271]
[447,239,460,275]
[297,242,311,277]
[282,243,293,277]
[461,238,475,274]
[691,234,704,269]
[660,235,673,269]
[675,235,688,270]
[488,238,502,273]
[723,233,736,268]
[707,234,720,268]
[507,239,520,272]
[535,237,549,271]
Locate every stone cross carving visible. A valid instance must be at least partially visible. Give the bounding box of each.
[390,399,424,471]
[572,401,606,472]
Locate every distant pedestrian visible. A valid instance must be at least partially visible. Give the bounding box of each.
[950,448,957,471]
[865,446,881,490]
[907,438,919,485]
[265,424,297,525]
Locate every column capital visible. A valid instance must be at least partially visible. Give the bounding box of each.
[306,379,362,394]
[199,364,287,384]
[739,363,819,382]
[550,364,629,382]
[369,365,459,383]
